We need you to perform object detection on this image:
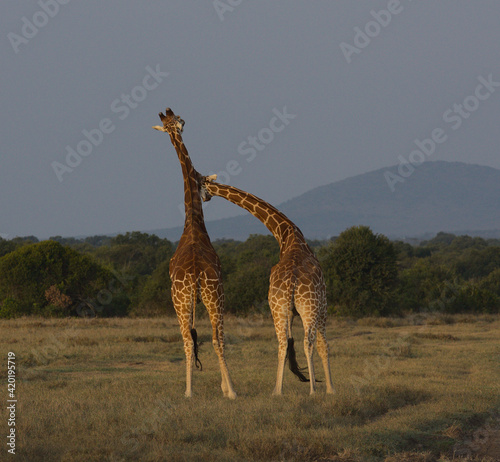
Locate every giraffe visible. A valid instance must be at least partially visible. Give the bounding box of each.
[153,108,236,399]
[201,176,335,395]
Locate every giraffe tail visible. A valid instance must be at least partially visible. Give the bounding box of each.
[286,281,321,383]
[190,328,203,371]
[190,280,203,371]
[286,281,309,383]
[286,337,309,382]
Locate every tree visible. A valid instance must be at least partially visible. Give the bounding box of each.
[0,241,129,317]
[396,260,457,312]
[320,226,397,317]
[216,235,279,314]
[94,232,173,277]
[454,247,500,280]
[446,282,500,314]
[134,259,174,316]
[91,232,174,310]
[0,237,16,258]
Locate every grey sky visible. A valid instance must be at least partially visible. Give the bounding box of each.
[1,1,499,240]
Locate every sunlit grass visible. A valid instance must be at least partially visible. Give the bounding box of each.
[1,315,498,461]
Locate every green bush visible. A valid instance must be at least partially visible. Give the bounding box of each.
[133,259,174,316]
[445,283,500,314]
[396,260,457,312]
[320,226,398,317]
[0,297,23,319]
[0,230,498,318]
[0,240,130,317]
[454,247,500,279]
[216,235,279,314]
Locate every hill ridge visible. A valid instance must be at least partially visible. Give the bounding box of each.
[151,161,500,241]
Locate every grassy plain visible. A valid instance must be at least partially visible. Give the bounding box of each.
[1,314,499,462]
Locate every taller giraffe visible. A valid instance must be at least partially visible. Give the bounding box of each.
[201,177,334,395]
[153,108,236,399]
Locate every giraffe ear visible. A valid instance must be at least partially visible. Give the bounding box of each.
[206,174,217,182]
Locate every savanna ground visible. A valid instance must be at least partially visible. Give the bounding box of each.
[1,313,499,462]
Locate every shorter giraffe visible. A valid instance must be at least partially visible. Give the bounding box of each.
[153,109,236,399]
[201,176,334,395]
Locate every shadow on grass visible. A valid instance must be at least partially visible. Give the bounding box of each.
[367,409,500,461]
[334,384,431,423]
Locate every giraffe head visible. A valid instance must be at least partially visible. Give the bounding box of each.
[200,174,218,202]
[153,108,185,135]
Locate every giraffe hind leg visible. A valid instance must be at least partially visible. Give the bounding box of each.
[294,297,318,394]
[303,323,317,395]
[177,313,195,398]
[171,281,197,398]
[211,319,236,399]
[200,278,237,399]
[316,318,335,394]
[270,286,309,394]
[271,321,288,396]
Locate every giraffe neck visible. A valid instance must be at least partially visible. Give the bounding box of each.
[205,182,306,251]
[168,132,206,234]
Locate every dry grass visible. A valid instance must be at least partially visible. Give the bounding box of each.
[1,315,499,462]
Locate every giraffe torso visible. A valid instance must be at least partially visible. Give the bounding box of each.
[169,230,222,299]
[269,237,327,325]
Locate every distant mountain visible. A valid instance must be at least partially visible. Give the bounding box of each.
[151,161,500,241]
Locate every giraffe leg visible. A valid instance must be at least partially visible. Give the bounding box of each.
[175,309,195,398]
[316,325,335,394]
[272,324,288,396]
[200,278,237,399]
[270,300,288,396]
[294,288,318,395]
[303,321,317,395]
[211,315,236,399]
[171,282,195,398]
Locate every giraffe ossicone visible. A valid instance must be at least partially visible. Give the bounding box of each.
[153,107,185,134]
